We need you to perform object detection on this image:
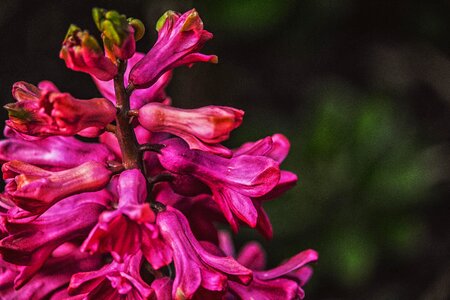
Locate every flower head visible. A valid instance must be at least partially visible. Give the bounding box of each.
[129,9,217,89]
[60,24,118,81]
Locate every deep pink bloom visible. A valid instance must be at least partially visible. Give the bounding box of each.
[93,52,173,109]
[233,134,298,238]
[218,231,318,300]
[2,160,112,214]
[158,138,280,231]
[0,247,100,298]
[0,196,107,288]
[82,169,172,268]
[5,82,116,138]
[68,253,153,299]
[151,277,173,300]
[156,207,252,299]
[138,103,243,156]
[129,9,217,89]
[60,25,118,81]
[0,129,114,170]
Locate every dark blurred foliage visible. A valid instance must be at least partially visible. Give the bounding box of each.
[0,0,449,299]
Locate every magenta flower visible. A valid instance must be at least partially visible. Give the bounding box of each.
[5,82,116,138]
[0,129,114,169]
[129,9,217,89]
[68,253,153,299]
[218,231,318,300]
[60,24,118,81]
[3,160,112,214]
[82,169,172,268]
[93,52,173,109]
[0,197,107,288]
[157,207,252,299]
[138,103,243,156]
[0,7,318,299]
[0,247,100,298]
[158,138,280,231]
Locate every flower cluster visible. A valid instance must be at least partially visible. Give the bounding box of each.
[0,8,318,299]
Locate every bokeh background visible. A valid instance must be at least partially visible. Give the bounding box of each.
[0,0,449,299]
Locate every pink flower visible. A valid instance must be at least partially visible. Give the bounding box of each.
[0,131,115,170]
[93,52,173,109]
[129,9,217,89]
[60,24,118,81]
[82,169,172,268]
[68,253,153,299]
[5,82,116,138]
[0,196,107,288]
[3,160,112,215]
[233,134,298,239]
[138,103,243,156]
[156,207,252,299]
[218,231,318,300]
[0,247,100,298]
[158,138,280,232]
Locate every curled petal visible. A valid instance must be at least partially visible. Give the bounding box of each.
[157,207,252,299]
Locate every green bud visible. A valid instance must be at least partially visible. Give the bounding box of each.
[128,18,145,41]
[64,24,81,41]
[92,8,131,47]
[156,10,177,32]
[92,7,107,30]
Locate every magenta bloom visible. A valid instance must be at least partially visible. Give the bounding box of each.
[5,82,116,138]
[157,207,252,299]
[0,129,114,169]
[68,253,153,299]
[93,52,173,109]
[82,169,172,268]
[0,7,318,299]
[3,160,112,214]
[60,24,118,81]
[218,231,318,299]
[139,103,243,156]
[158,138,280,231]
[0,196,107,288]
[129,9,217,89]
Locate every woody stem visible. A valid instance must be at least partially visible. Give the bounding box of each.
[113,59,141,170]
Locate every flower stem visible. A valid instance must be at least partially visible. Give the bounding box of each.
[114,59,141,169]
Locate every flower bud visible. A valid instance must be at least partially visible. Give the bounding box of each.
[60,24,117,81]
[92,8,142,60]
[2,160,112,215]
[129,9,218,89]
[5,82,116,138]
[138,103,243,156]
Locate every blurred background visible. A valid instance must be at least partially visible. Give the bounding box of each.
[0,0,449,299]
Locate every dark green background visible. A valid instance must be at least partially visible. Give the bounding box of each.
[0,0,449,299]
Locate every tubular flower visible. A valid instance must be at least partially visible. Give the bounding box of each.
[129,9,217,89]
[0,130,115,169]
[138,103,244,156]
[5,82,116,138]
[68,253,153,299]
[82,169,172,268]
[0,7,317,300]
[218,231,318,300]
[158,138,280,231]
[156,207,252,299]
[3,160,112,215]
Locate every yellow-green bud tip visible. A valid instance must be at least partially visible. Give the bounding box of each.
[128,18,145,41]
[156,10,177,32]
